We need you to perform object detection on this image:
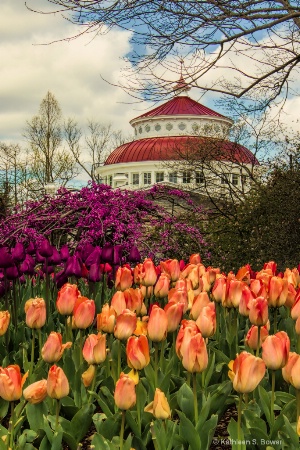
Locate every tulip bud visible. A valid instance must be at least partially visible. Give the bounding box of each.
[123,288,143,315]
[0,311,10,336]
[111,291,127,316]
[144,388,171,419]
[126,335,150,370]
[23,380,48,404]
[164,300,184,332]
[115,265,133,291]
[114,309,137,340]
[114,372,136,410]
[154,273,170,298]
[97,304,116,333]
[268,276,288,307]
[160,259,181,282]
[64,256,82,278]
[261,331,290,370]
[83,333,107,365]
[38,239,53,258]
[190,292,211,320]
[24,298,46,329]
[228,352,265,393]
[282,352,300,389]
[0,365,28,401]
[56,283,80,316]
[245,325,269,350]
[196,302,216,338]
[181,331,208,373]
[73,296,95,329]
[47,365,69,399]
[11,243,25,263]
[42,332,72,363]
[248,296,269,326]
[147,305,168,342]
[82,365,96,387]
[189,254,201,265]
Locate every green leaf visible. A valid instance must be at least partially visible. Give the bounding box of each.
[227,418,246,450]
[199,415,218,450]
[282,415,299,448]
[196,395,211,430]
[51,431,63,450]
[62,432,78,450]
[70,403,95,443]
[43,415,54,444]
[177,383,194,421]
[257,385,271,426]
[209,380,233,415]
[0,398,8,420]
[177,410,201,449]
[91,433,117,449]
[90,391,114,418]
[100,386,116,414]
[39,436,50,450]
[204,353,215,388]
[125,410,140,437]
[96,413,121,440]
[26,402,48,432]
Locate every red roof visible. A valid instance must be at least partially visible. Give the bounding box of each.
[105,136,258,165]
[132,96,226,120]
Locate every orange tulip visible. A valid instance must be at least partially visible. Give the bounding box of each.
[0,311,10,336]
[56,283,80,315]
[24,298,46,329]
[126,335,150,370]
[144,388,171,419]
[190,292,211,320]
[248,296,269,326]
[0,365,28,401]
[291,290,300,319]
[236,265,251,284]
[41,332,72,363]
[189,254,201,264]
[245,325,269,350]
[196,302,216,338]
[238,285,255,317]
[115,265,133,291]
[282,352,300,388]
[133,317,148,336]
[136,258,157,286]
[284,268,300,288]
[160,259,181,282]
[176,319,200,358]
[180,264,200,289]
[263,261,277,275]
[211,276,226,303]
[23,380,48,404]
[123,288,143,314]
[181,331,208,373]
[268,276,288,307]
[97,303,116,333]
[47,365,69,399]
[154,273,170,298]
[250,279,267,298]
[82,365,96,387]
[164,300,184,332]
[285,283,297,308]
[73,296,95,329]
[228,352,265,393]
[114,372,136,410]
[114,309,137,340]
[82,333,107,365]
[147,305,168,342]
[111,291,127,316]
[168,287,188,313]
[224,279,245,308]
[261,331,290,370]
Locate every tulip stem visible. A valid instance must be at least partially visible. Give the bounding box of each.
[136,384,141,436]
[273,308,278,334]
[55,399,61,432]
[297,335,300,354]
[117,339,121,379]
[8,401,15,450]
[45,257,50,320]
[193,372,198,425]
[120,410,126,450]
[270,370,276,425]
[237,393,243,449]
[89,365,98,403]
[38,328,43,354]
[30,329,36,377]
[296,389,300,426]
[154,342,159,388]
[79,330,84,367]
[255,326,261,357]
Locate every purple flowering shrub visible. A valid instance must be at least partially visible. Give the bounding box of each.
[0,183,208,261]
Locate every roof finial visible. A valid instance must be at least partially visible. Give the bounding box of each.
[173,59,191,97]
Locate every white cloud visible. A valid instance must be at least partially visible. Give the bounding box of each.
[0,0,135,146]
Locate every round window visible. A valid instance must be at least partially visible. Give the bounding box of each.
[139,126,143,134]
[166,123,173,131]
[178,122,186,130]
[145,124,151,132]
[155,124,161,131]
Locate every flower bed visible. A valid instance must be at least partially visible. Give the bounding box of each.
[0,244,299,449]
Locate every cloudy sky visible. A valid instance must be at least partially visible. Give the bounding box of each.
[0,0,141,146]
[1,0,299,152]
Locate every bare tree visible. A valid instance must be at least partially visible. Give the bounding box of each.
[65,119,131,182]
[30,1,300,107]
[24,91,79,189]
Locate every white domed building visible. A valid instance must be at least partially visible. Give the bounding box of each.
[96,78,258,193]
